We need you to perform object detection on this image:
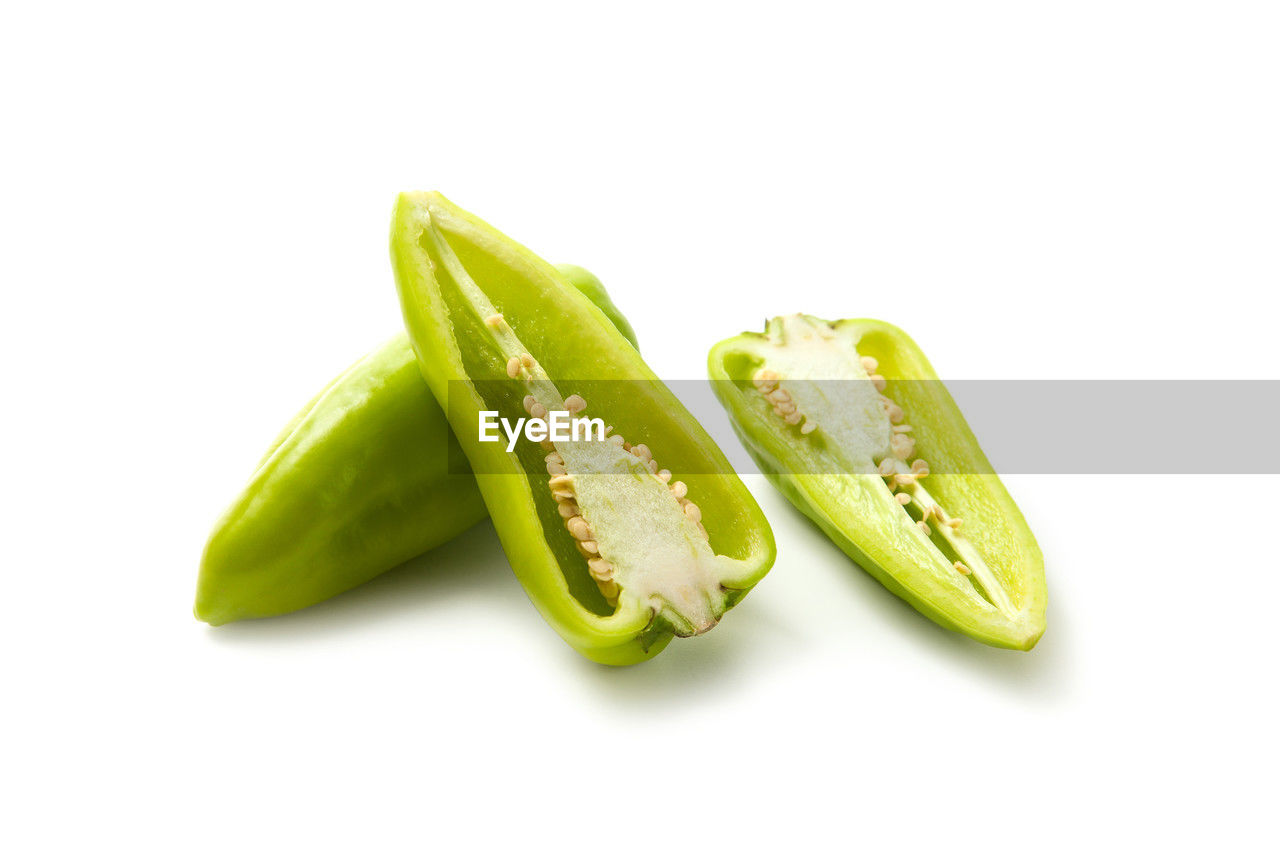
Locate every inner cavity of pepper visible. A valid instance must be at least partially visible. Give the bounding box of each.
[746,314,1016,619]
[418,222,739,636]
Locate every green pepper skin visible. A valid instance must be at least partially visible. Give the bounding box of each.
[195,266,636,626]
[552,264,637,353]
[709,317,1046,650]
[391,192,775,665]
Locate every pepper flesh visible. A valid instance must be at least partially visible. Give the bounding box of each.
[392,192,775,664]
[709,315,1046,650]
[195,266,636,626]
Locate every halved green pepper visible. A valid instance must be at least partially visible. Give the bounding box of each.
[392,192,775,665]
[709,315,1046,650]
[195,265,636,626]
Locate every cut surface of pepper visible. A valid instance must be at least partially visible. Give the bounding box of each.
[709,314,1046,650]
[195,265,637,626]
[392,192,775,664]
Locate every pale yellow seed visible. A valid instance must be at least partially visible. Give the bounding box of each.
[860,356,878,372]
[530,403,548,421]
[647,459,659,474]
[894,473,916,487]
[896,493,912,505]
[522,394,537,413]
[768,389,791,404]
[552,488,575,500]
[893,424,913,434]
[564,394,586,414]
[917,521,932,536]
[608,434,626,446]
[754,368,779,382]
[545,451,563,464]
[548,474,573,489]
[697,521,709,539]
[546,462,566,476]
[599,579,619,599]
[567,517,592,541]
[776,400,797,415]
[505,357,521,378]
[877,458,896,477]
[684,502,702,523]
[954,561,972,576]
[891,434,915,461]
[631,444,652,462]
[520,353,535,368]
[579,540,599,555]
[540,439,556,451]
[947,518,962,530]
[588,559,614,581]
[670,481,688,499]
[800,421,817,435]
[556,502,578,519]
[784,411,803,425]
[887,404,905,424]
[485,314,504,328]
[657,469,672,483]
[870,374,887,392]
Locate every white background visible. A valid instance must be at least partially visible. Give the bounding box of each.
[3,2,1277,850]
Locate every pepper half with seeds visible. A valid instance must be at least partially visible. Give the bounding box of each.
[709,315,1046,650]
[392,192,775,664]
[195,265,636,626]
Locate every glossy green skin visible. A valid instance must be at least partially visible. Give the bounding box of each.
[553,264,637,353]
[195,266,636,626]
[392,192,775,665]
[709,318,1046,650]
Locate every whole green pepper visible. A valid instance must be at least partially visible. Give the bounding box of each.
[709,315,1046,650]
[195,265,637,626]
[392,192,776,665]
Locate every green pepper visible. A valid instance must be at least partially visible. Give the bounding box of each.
[195,265,637,626]
[392,192,775,665]
[708,315,1046,650]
